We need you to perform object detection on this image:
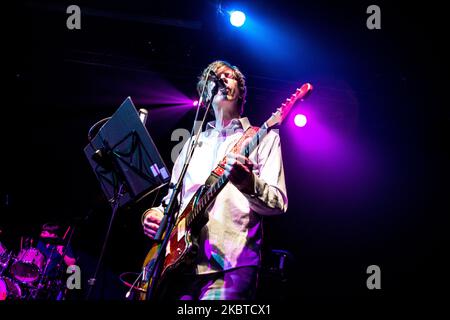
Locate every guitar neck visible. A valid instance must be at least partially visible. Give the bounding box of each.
[187,123,270,229]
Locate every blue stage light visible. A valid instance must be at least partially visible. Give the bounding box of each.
[229,11,246,27]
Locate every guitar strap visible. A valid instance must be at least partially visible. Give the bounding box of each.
[204,126,259,187]
[140,126,259,225]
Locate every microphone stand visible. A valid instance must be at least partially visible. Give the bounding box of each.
[144,73,219,300]
[53,226,76,300]
[86,183,124,300]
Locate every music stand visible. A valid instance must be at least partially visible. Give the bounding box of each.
[83,97,170,298]
[84,97,170,209]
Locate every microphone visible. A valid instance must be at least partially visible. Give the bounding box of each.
[208,70,227,93]
[198,70,227,105]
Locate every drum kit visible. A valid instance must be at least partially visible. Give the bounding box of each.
[0,241,65,301]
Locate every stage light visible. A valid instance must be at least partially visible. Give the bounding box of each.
[294,114,307,127]
[229,11,246,27]
[192,100,199,107]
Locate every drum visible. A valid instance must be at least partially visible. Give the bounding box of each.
[10,248,45,283]
[0,242,7,256]
[0,242,11,275]
[0,277,22,300]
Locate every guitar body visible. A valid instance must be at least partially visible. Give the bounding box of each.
[137,186,208,299]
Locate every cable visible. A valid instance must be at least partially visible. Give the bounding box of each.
[87,117,111,151]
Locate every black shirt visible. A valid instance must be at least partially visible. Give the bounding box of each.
[37,241,75,279]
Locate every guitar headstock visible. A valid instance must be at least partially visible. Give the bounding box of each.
[265,83,313,129]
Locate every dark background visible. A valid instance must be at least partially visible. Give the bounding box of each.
[1,0,448,304]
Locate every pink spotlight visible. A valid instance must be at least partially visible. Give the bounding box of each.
[294,114,307,127]
[192,100,199,107]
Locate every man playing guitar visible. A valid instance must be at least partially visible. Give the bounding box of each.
[142,60,289,300]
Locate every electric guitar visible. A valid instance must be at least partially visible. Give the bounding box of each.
[137,83,313,299]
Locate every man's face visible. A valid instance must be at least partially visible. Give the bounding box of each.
[213,65,240,105]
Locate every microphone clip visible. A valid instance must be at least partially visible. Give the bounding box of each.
[92,147,114,171]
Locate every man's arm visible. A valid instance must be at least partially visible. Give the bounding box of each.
[57,245,77,266]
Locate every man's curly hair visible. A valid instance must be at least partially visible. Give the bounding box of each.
[196,60,247,115]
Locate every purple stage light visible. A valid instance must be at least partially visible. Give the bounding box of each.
[294,114,307,127]
[193,100,199,107]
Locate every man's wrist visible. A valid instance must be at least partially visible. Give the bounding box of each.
[141,209,153,226]
[242,172,258,198]
[141,207,164,225]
